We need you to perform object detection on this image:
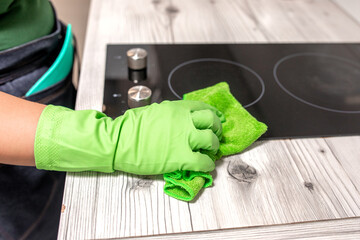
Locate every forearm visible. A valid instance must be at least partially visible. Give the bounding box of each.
[0,92,45,166]
[0,94,222,174]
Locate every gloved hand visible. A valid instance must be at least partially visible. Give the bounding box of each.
[35,100,224,175]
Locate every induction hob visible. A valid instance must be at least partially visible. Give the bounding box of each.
[104,44,360,139]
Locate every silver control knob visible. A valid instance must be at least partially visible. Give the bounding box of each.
[128,85,152,108]
[127,48,147,70]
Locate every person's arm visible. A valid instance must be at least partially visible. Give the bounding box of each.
[0,91,223,175]
[0,92,45,166]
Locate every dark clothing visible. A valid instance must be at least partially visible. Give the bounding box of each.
[0,9,76,106]
[0,167,65,240]
[0,5,76,240]
[0,0,55,51]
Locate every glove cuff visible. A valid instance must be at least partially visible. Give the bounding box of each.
[35,105,69,170]
[35,105,116,173]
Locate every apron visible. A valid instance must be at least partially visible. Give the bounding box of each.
[0,6,76,240]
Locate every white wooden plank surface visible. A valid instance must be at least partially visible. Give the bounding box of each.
[115,217,360,240]
[325,136,360,190]
[58,0,360,239]
[332,0,360,25]
[171,0,360,42]
[189,139,360,231]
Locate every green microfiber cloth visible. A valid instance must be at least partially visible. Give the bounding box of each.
[163,82,267,201]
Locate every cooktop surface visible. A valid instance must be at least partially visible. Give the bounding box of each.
[104,43,360,139]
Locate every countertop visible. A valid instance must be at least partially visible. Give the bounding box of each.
[58,0,360,239]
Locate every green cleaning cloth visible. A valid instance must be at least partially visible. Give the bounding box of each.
[163,82,267,201]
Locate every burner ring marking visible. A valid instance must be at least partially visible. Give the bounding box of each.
[273,52,360,114]
[168,58,265,108]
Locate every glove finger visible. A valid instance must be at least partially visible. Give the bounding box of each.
[183,151,216,172]
[189,129,220,155]
[181,100,226,123]
[191,109,222,139]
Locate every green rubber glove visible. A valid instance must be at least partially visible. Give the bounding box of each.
[35,100,224,175]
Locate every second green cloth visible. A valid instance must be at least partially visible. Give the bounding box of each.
[163,82,267,201]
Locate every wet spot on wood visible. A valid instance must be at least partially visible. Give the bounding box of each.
[61,204,66,213]
[304,181,314,191]
[227,160,258,183]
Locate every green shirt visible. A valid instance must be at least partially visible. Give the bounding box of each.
[0,0,55,51]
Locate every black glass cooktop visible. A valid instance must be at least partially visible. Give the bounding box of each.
[104,44,360,139]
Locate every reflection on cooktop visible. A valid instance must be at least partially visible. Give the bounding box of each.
[104,43,360,139]
[274,52,360,113]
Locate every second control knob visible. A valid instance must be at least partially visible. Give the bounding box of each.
[128,85,152,109]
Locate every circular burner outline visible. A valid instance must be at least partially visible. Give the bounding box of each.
[273,52,360,114]
[168,58,265,108]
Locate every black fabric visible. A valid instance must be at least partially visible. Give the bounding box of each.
[0,166,65,240]
[0,4,76,240]
[0,13,62,85]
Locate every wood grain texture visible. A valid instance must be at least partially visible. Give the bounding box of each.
[332,0,360,25]
[188,139,360,231]
[170,0,360,42]
[58,0,360,239]
[115,217,360,240]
